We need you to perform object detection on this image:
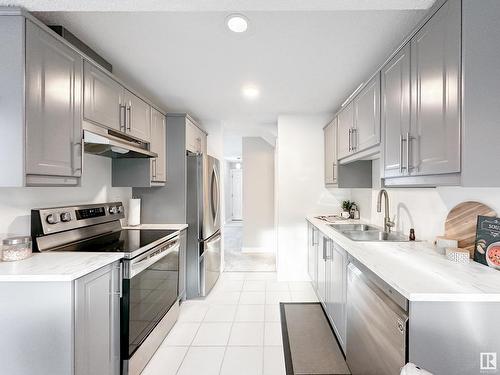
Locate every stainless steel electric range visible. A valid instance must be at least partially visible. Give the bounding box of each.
[31,202,183,375]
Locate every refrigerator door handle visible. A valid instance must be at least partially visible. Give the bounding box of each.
[212,166,220,225]
[201,228,221,243]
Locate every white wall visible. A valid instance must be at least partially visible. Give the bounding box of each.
[351,159,500,241]
[276,115,350,281]
[242,137,275,252]
[0,154,131,238]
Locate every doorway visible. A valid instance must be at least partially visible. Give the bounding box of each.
[222,136,276,272]
[230,168,242,221]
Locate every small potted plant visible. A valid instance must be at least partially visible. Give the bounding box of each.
[341,200,353,219]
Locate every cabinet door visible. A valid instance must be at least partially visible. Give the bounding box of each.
[337,102,354,159]
[83,61,123,131]
[410,0,461,176]
[308,224,318,289]
[150,108,167,182]
[186,118,202,153]
[179,229,187,299]
[75,262,121,375]
[317,233,328,304]
[381,43,411,178]
[324,119,338,185]
[354,73,381,153]
[25,21,83,178]
[330,244,347,350]
[124,90,151,142]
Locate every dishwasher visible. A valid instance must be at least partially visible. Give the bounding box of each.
[346,261,408,375]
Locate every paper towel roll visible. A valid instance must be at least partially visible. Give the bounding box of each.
[128,198,141,226]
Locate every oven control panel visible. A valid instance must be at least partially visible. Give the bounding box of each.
[31,202,125,237]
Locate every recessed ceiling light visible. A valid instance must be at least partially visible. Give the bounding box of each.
[227,14,249,33]
[242,84,260,100]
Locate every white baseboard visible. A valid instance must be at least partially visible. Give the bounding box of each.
[241,246,275,254]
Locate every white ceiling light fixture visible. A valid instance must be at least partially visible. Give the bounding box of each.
[226,14,249,33]
[242,84,260,100]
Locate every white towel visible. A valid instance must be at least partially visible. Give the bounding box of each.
[400,363,433,375]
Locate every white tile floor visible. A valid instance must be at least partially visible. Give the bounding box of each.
[141,272,318,375]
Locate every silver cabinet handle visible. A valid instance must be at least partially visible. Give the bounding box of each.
[322,237,327,260]
[119,104,126,132]
[126,106,131,131]
[348,128,352,152]
[332,163,336,182]
[406,132,412,174]
[71,141,83,175]
[399,134,404,174]
[351,128,357,152]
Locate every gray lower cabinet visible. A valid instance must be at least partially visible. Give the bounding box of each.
[150,108,167,183]
[0,261,121,375]
[382,43,411,179]
[308,223,319,290]
[353,73,381,154]
[309,224,348,354]
[410,0,461,177]
[328,242,348,351]
[83,61,123,132]
[75,262,121,375]
[179,228,187,300]
[323,118,338,186]
[317,232,328,304]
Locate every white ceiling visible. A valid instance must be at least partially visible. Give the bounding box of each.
[6,0,434,11]
[29,6,429,134]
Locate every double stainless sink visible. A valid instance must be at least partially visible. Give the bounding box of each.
[328,223,410,242]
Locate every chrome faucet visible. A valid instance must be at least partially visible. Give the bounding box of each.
[377,189,395,233]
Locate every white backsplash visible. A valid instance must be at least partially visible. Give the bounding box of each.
[351,159,500,241]
[0,154,132,238]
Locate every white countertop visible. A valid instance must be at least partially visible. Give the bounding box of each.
[0,223,188,282]
[0,252,124,282]
[307,216,500,302]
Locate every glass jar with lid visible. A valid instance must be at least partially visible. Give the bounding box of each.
[2,236,32,261]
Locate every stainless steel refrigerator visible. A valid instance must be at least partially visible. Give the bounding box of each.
[186,153,221,297]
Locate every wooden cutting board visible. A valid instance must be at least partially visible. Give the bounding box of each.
[444,201,496,257]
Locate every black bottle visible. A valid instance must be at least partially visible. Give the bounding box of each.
[409,228,416,241]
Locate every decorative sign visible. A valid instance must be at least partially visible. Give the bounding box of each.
[474,216,500,269]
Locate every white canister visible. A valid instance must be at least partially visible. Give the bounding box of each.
[128,198,141,226]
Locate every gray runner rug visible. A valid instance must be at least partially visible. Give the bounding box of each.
[280,303,351,375]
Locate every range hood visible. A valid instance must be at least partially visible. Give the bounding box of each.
[83,122,157,159]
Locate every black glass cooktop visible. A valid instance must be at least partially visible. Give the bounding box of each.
[51,229,177,253]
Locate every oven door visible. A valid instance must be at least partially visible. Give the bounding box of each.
[122,237,180,362]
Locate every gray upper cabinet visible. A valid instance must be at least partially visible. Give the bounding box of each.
[25,20,83,182]
[75,262,120,375]
[337,102,354,159]
[410,0,461,177]
[123,90,151,142]
[150,108,167,183]
[324,118,338,185]
[84,62,153,143]
[83,61,123,132]
[382,43,411,179]
[353,73,381,153]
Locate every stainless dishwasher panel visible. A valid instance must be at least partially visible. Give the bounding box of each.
[346,262,408,375]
